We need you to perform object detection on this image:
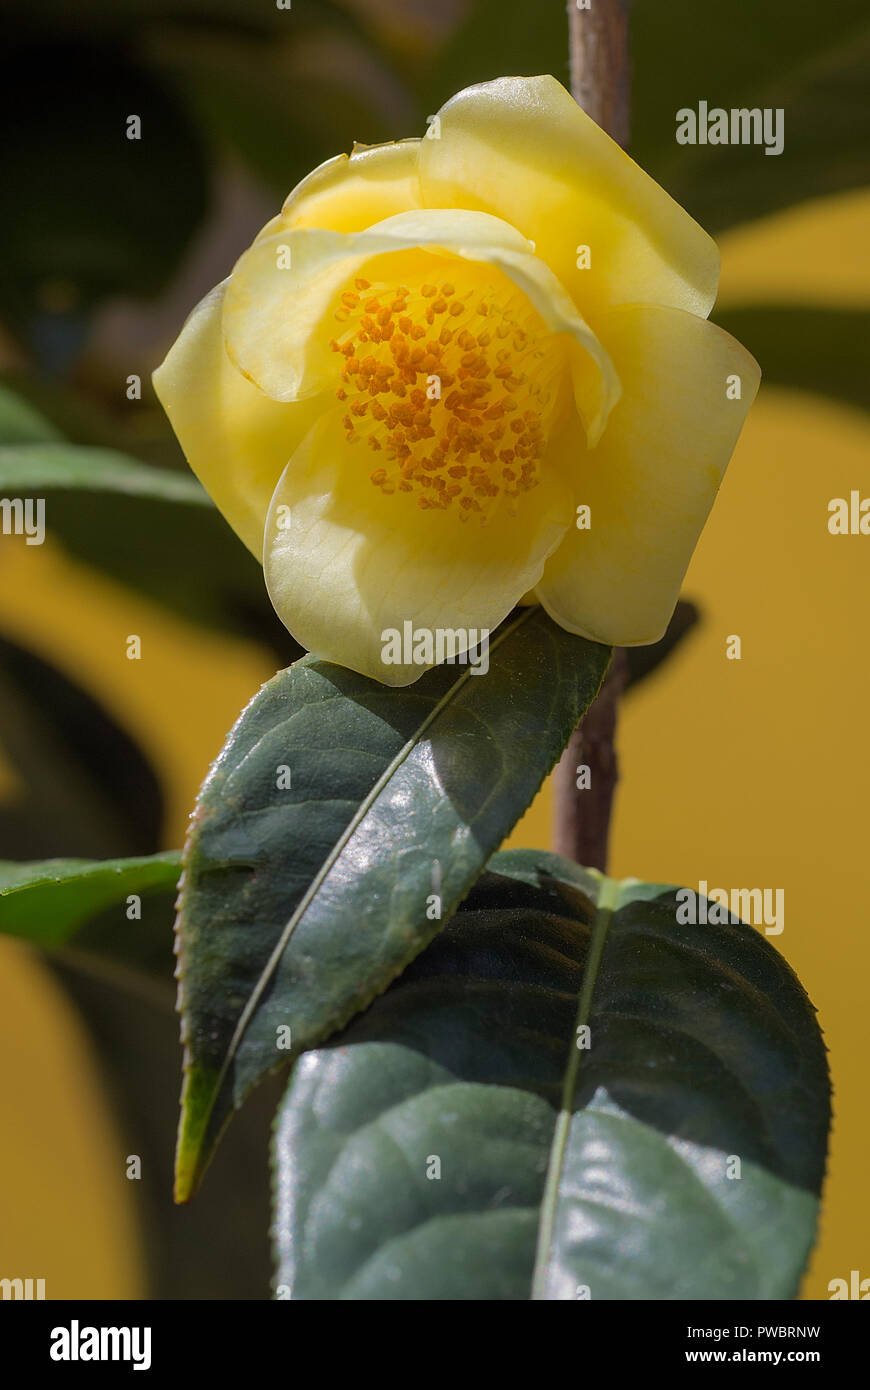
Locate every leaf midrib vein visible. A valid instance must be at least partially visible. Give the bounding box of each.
[200,606,540,1136]
[530,874,621,1299]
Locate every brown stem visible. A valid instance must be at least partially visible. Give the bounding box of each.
[553,648,627,869]
[568,0,631,149]
[553,2,631,871]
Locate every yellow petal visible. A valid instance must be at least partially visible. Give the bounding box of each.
[267,140,423,236]
[464,242,621,446]
[263,407,575,684]
[152,284,327,556]
[370,211,621,443]
[419,76,720,324]
[534,304,760,645]
[224,210,618,440]
[369,207,531,251]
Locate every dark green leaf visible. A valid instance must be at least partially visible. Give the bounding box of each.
[0,633,164,859]
[175,609,610,1199]
[273,849,829,1300]
[712,306,870,417]
[632,0,870,231]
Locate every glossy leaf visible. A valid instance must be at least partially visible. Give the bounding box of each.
[273,849,830,1300]
[175,609,611,1199]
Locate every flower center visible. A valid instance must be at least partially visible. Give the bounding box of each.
[329,268,563,521]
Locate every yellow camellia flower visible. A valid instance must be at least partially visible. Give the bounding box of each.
[154,75,760,685]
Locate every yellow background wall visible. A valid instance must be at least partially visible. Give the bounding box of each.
[0,190,867,1300]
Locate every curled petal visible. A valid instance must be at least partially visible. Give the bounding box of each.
[265,140,423,237]
[534,304,760,645]
[224,209,619,439]
[263,407,576,685]
[152,284,327,555]
[419,75,720,323]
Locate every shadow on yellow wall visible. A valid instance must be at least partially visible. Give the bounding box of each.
[1,190,867,1300]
